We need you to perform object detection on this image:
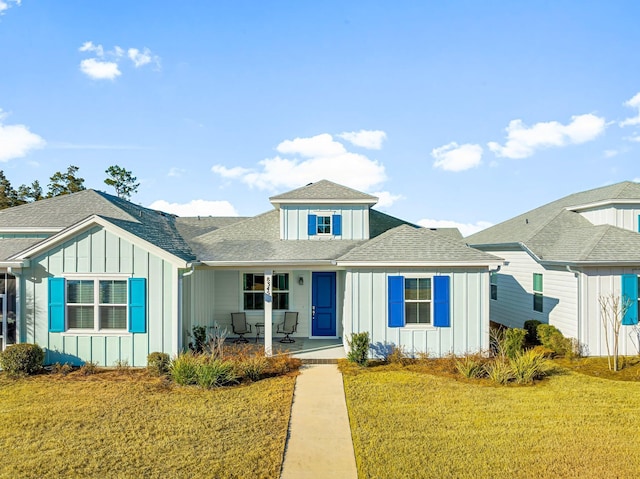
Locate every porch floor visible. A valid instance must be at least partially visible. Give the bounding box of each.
[227,337,346,361]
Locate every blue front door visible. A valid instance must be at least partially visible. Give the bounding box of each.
[312,272,336,336]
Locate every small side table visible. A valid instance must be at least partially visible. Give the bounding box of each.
[254,323,265,343]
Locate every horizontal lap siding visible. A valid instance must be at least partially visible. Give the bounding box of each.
[23,226,176,367]
[344,268,489,357]
[489,249,577,337]
[582,268,640,356]
[579,206,640,232]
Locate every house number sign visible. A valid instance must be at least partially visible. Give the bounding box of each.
[265,275,272,302]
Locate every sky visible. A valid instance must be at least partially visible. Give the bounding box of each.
[2,1,640,236]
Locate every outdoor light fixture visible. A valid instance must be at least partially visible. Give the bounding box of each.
[298,276,304,285]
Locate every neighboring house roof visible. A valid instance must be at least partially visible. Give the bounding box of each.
[466,181,640,264]
[0,190,196,262]
[339,225,501,264]
[269,179,378,204]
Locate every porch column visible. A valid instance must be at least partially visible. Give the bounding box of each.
[264,269,273,357]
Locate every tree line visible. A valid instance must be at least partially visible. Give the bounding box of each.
[0,164,139,210]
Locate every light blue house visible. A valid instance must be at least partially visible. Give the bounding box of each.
[0,180,501,365]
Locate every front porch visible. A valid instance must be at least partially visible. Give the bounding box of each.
[228,337,346,362]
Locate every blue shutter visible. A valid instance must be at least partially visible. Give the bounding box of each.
[308,214,317,236]
[433,276,451,327]
[388,276,405,327]
[332,214,342,236]
[48,277,66,333]
[128,278,147,333]
[621,274,638,325]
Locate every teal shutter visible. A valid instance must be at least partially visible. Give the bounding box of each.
[308,214,317,236]
[433,276,451,327]
[128,278,147,333]
[332,214,342,235]
[621,274,638,325]
[388,276,405,327]
[48,277,66,332]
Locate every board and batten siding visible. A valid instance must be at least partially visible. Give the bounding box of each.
[23,226,177,367]
[343,268,490,357]
[577,205,640,232]
[279,205,369,240]
[580,267,640,356]
[488,249,578,338]
[184,269,313,339]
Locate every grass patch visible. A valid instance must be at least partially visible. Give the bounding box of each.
[553,355,640,381]
[0,369,296,478]
[343,366,640,478]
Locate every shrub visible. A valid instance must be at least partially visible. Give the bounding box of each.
[190,325,207,353]
[114,359,130,371]
[266,353,301,375]
[50,362,74,376]
[485,359,513,384]
[503,328,527,360]
[537,324,573,357]
[170,352,200,386]
[79,361,99,375]
[347,332,370,366]
[196,359,238,388]
[524,320,542,345]
[509,349,548,384]
[147,352,171,376]
[455,355,486,379]
[0,343,44,376]
[239,354,268,381]
[386,345,414,366]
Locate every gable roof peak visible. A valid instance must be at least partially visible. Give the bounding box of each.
[269,179,378,205]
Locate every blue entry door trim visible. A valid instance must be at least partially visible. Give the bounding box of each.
[312,272,337,336]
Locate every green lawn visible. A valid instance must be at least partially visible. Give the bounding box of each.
[343,364,640,479]
[0,370,296,479]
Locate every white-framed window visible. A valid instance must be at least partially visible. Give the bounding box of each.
[404,277,432,324]
[533,273,543,313]
[490,272,498,300]
[317,215,332,234]
[243,273,290,310]
[66,277,128,331]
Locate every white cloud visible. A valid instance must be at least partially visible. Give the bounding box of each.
[79,42,160,80]
[626,133,640,143]
[488,113,606,159]
[371,191,403,209]
[80,58,121,80]
[604,149,619,158]
[148,199,239,217]
[212,132,394,199]
[0,0,21,15]
[0,109,46,162]
[168,167,186,177]
[431,142,483,172]
[417,218,493,237]
[620,92,640,127]
[338,130,387,150]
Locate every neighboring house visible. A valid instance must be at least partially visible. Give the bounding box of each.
[467,181,640,357]
[0,180,501,366]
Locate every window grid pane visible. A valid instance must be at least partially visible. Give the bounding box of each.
[99,280,127,304]
[100,306,127,329]
[68,305,95,329]
[67,280,94,304]
[317,216,331,234]
[533,273,543,292]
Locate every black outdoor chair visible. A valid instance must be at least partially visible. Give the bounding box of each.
[231,312,252,343]
[277,311,298,343]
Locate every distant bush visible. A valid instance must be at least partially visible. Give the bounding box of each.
[147,352,171,376]
[509,349,548,384]
[347,332,370,366]
[386,345,414,366]
[524,320,542,345]
[238,354,268,381]
[196,359,238,388]
[503,328,527,359]
[79,361,99,375]
[0,343,44,377]
[537,324,574,357]
[170,352,200,386]
[50,362,74,376]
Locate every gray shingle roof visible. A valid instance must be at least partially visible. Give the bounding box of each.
[175,216,247,242]
[269,180,378,203]
[0,190,196,262]
[339,225,501,263]
[466,181,640,263]
[0,238,43,261]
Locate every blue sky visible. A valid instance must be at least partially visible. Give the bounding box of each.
[2,1,640,235]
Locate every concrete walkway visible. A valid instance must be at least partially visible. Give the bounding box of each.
[280,365,358,479]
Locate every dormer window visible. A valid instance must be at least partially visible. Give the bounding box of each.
[308,214,342,237]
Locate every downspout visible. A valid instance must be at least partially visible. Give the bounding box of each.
[178,262,199,354]
[566,265,581,346]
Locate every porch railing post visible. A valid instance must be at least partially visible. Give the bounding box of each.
[264,269,273,357]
